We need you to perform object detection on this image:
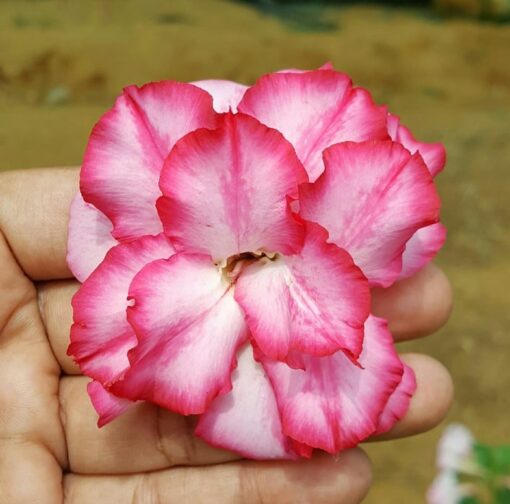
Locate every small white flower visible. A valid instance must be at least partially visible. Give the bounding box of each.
[438,423,475,471]
[427,471,462,504]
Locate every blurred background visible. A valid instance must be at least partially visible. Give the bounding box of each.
[0,0,509,501]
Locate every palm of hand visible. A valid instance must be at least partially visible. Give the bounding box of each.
[0,169,453,504]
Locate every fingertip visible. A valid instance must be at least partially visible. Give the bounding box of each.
[424,264,454,333]
[371,263,453,341]
[333,449,374,502]
[316,449,373,489]
[405,353,454,431]
[376,353,454,440]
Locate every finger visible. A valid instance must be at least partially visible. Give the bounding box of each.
[39,264,453,375]
[0,232,67,503]
[64,450,372,504]
[0,444,63,504]
[59,375,238,475]
[60,353,451,475]
[372,353,453,441]
[371,263,453,341]
[38,280,80,374]
[0,168,78,280]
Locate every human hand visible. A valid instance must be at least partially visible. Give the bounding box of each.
[0,168,453,503]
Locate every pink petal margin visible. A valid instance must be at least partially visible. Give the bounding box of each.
[238,68,388,181]
[276,62,334,74]
[80,81,218,241]
[387,114,446,177]
[67,193,118,282]
[400,223,447,279]
[375,364,416,435]
[261,315,405,454]
[157,112,307,261]
[387,115,447,278]
[195,345,298,460]
[299,140,441,288]
[88,380,133,428]
[68,234,174,386]
[235,222,370,362]
[192,80,248,113]
[110,253,249,415]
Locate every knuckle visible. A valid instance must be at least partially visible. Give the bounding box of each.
[132,473,163,504]
[238,465,267,504]
[154,409,198,467]
[154,408,176,467]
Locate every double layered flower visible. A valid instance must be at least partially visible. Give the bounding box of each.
[67,64,446,459]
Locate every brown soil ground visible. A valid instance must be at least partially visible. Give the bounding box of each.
[1,1,509,502]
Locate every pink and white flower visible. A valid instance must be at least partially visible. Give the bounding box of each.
[67,65,445,459]
[437,423,476,472]
[427,424,478,504]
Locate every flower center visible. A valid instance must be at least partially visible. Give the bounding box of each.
[219,251,277,284]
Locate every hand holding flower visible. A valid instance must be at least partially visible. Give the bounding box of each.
[0,65,454,502]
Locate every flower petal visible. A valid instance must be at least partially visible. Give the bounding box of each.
[261,315,404,453]
[299,140,441,287]
[81,81,218,240]
[110,253,249,415]
[192,79,248,113]
[88,380,133,428]
[238,69,388,181]
[388,114,446,177]
[235,222,369,362]
[387,115,447,278]
[68,234,175,385]
[375,364,416,435]
[157,112,307,260]
[400,223,447,279]
[67,193,118,282]
[195,344,297,460]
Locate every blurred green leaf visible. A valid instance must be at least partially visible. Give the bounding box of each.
[460,496,481,504]
[493,446,510,474]
[475,443,494,471]
[235,1,338,32]
[474,443,510,475]
[495,486,510,504]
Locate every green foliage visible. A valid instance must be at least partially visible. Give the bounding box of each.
[460,497,481,504]
[495,487,510,504]
[474,443,510,475]
[235,0,338,31]
[467,443,510,504]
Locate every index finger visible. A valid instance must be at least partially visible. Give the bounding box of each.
[0,168,78,280]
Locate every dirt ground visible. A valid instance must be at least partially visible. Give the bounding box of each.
[1,1,509,502]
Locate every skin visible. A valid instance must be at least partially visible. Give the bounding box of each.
[0,168,454,504]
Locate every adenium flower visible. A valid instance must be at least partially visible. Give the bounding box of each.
[437,424,476,473]
[67,64,445,459]
[428,424,478,504]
